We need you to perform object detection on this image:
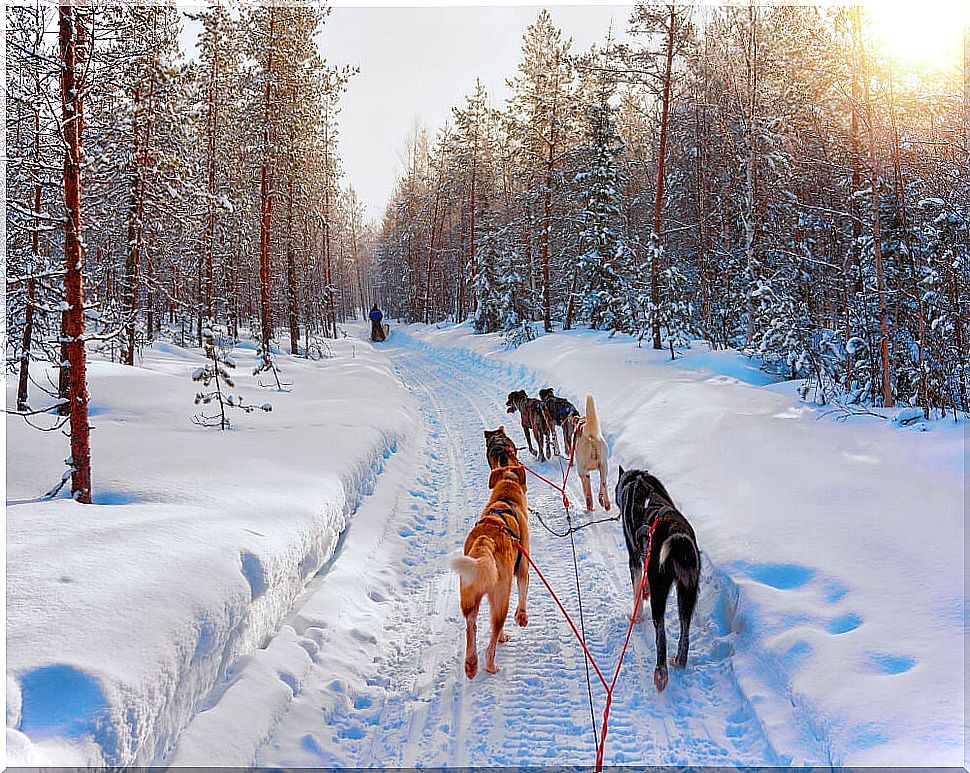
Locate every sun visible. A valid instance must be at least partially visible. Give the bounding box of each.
[864,0,967,71]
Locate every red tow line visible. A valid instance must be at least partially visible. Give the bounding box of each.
[505,516,659,772]
[520,439,576,509]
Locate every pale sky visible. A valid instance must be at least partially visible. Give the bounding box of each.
[178,5,633,223]
[316,5,633,222]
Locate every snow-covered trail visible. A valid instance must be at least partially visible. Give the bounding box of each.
[191,333,795,768]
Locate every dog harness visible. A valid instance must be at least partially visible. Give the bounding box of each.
[542,395,575,422]
[478,506,523,573]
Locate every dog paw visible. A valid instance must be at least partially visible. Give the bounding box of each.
[485,661,501,674]
[670,655,687,669]
[654,667,668,693]
[465,656,478,680]
[515,608,529,627]
[498,632,510,644]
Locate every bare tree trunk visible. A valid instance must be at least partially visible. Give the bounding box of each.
[887,66,927,415]
[286,102,299,354]
[424,189,441,324]
[18,101,43,411]
[60,2,92,503]
[742,0,760,347]
[857,6,893,407]
[651,2,677,350]
[258,5,277,356]
[541,166,553,332]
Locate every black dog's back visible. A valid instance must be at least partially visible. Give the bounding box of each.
[616,466,700,693]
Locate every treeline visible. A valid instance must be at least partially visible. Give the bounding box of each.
[376,4,969,416]
[6,1,367,500]
[6,2,371,394]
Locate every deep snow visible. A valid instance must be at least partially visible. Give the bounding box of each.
[5,320,964,768]
[400,322,965,766]
[5,330,416,766]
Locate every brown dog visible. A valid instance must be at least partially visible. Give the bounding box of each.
[484,426,519,470]
[571,394,611,513]
[450,464,530,678]
[506,389,559,461]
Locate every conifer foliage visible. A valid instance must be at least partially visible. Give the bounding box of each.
[374,5,968,415]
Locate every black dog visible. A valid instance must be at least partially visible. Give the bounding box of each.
[538,387,579,454]
[484,426,519,470]
[616,466,700,693]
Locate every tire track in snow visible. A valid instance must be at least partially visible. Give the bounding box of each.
[254,335,783,768]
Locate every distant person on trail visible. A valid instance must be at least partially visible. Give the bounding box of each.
[370,304,386,342]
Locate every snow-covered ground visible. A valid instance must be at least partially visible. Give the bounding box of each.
[6,321,964,767]
[5,328,416,766]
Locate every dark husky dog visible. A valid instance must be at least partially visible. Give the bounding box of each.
[538,387,579,454]
[484,426,519,470]
[616,466,700,693]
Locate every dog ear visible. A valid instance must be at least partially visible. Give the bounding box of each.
[488,468,502,489]
[498,424,504,433]
[618,465,625,477]
[515,465,527,487]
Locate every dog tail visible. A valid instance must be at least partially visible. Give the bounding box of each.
[659,533,700,587]
[449,552,498,589]
[584,394,602,440]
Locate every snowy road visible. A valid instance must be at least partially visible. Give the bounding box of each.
[177,333,793,767]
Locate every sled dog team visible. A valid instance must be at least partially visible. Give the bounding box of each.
[450,389,701,694]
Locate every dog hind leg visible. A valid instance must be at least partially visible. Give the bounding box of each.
[629,557,645,622]
[580,471,594,512]
[514,552,529,627]
[651,574,674,692]
[672,577,698,669]
[597,460,611,511]
[485,586,511,674]
[464,605,480,679]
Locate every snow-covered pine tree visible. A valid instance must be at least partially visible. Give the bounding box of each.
[473,210,503,333]
[575,58,632,333]
[498,241,535,347]
[194,327,271,430]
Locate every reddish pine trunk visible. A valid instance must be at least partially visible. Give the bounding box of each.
[59,3,92,503]
[203,39,220,326]
[651,3,677,350]
[286,157,299,354]
[258,7,277,355]
[18,105,43,411]
[541,168,553,332]
[858,7,893,407]
[424,190,441,324]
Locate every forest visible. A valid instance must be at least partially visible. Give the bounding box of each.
[5,2,969,506]
[376,6,969,419]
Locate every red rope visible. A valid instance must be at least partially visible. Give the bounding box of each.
[521,438,576,509]
[594,518,656,771]
[507,515,658,772]
[510,537,608,691]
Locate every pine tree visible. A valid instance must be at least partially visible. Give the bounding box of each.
[575,60,631,333]
[193,327,271,430]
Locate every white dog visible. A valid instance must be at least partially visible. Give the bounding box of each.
[571,394,610,513]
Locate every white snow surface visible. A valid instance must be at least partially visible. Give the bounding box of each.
[6,320,965,768]
[5,330,416,767]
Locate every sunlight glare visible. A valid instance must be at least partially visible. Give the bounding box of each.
[864,0,967,70]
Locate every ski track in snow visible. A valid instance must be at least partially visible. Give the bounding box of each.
[234,335,797,767]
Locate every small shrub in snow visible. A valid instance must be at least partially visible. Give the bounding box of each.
[193,328,271,430]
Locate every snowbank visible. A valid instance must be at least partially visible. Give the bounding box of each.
[401,322,965,766]
[5,327,416,766]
